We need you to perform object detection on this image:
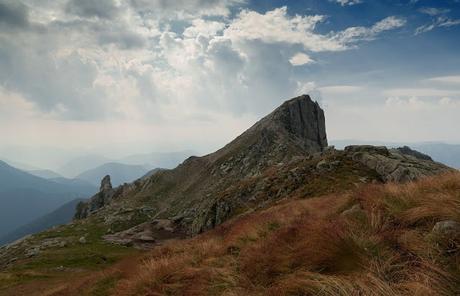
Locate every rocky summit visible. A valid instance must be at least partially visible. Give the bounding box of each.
[71,94,450,242]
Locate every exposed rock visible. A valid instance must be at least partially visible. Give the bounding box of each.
[316,160,341,171]
[25,247,40,258]
[431,220,460,254]
[100,175,112,191]
[397,146,432,161]
[344,145,450,182]
[432,220,460,236]
[75,175,116,219]
[78,236,87,244]
[103,219,186,249]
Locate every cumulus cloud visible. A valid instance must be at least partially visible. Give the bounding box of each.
[224,7,405,52]
[0,2,407,122]
[289,53,314,66]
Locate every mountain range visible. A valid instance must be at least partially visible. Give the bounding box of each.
[0,161,96,241]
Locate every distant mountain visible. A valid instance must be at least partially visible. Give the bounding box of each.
[119,150,194,168]
[57,151,192,179]
[50,177,96,188]
[331,140,460,169]
[412,143,460,169]
[75,162,151,187]
[57,155,112,178]
[0,198,85,245]
[0,160,96,240]
[28,169,63,179]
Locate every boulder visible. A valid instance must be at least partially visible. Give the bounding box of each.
[432,220,460,236]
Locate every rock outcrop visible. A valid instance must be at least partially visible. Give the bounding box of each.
[344,145,450,182]
[74,175,115,219]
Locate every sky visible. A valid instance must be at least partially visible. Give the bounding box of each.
[1,0,460,169]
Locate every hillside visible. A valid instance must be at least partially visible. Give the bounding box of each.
[0,172,458,295]
[75,163,151,187]
[0,95,455,295]
[0,161,95,240]
[108,172,460,295]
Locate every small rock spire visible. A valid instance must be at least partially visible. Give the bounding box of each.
[100,175,112,192]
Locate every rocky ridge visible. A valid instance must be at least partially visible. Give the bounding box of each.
[71,95,451,246]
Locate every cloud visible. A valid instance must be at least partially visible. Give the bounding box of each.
[383,88,460,97]
[224,7,405,52]
[129,0,244,19]
[416,16,460,34]
[319,85,362,95]
[65,0,120,20]
[419,7,450,16]
[0,0,29,29]
[415,7,460,35]
[0,2,408,124]
[332,16,406,45]
[426,75,460,85]
[289,53,314,66]
[183,19,226,38]
[331,0,362,6]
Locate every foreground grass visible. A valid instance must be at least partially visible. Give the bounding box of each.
[115,172,460,296]
[0,216,139,295]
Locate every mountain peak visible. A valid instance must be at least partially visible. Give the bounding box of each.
[250,94,327,153]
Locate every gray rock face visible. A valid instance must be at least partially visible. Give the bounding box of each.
[397,146,432,161]
[259,94,328,153]
[432,220,460,236]
[344,145,451,182]
[103,219,186,249]
[74,175,115,219]
[100,175,112,191]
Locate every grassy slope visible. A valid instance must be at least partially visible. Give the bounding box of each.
[115,172,460,296]
[1,170,459,295]
[0,216,140,296]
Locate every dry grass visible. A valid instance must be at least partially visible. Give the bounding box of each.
[44,172,449,295]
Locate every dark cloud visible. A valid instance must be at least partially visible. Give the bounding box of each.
[0,0,29,28]
[65,0,119,20]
